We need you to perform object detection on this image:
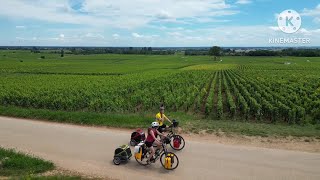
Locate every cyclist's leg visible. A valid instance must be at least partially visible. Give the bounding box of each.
[161,124,167,132]
[149,146,155,161]
[157,125,163,134]
[154,141,162,157]
[153,140,162,153]
[158,124,166,140]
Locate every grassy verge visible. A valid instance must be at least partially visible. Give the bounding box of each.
[0,147,54,176]
[10,175,82,180]
[11,175,84,180]
[0,147,84,179]
[185,119,320,137]
[0,105,151,128]
[0,105,319,137]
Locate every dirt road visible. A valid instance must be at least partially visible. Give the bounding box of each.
[0,116,319,180]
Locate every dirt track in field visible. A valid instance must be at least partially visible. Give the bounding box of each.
[1,116,320,180]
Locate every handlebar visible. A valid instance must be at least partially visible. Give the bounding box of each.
[161,137,171,144]
[171,119,179,128]
[167,120,178,129]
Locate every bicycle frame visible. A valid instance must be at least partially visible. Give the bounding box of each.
[166,125,176,139]
[153,143,168,161]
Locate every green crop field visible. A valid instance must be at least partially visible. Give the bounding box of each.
[1,50,320,135]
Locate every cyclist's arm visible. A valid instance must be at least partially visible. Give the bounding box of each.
[156,114,164,122]
[163,114,172,124]
[150,130,161,143]
[155,130,165,138]
[156,117,163,123]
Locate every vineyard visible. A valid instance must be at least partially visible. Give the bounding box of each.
[0,50,320,125]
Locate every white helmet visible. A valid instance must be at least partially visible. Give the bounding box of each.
[151,122,159,128]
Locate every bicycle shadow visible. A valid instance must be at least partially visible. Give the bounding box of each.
[108,157,177,175]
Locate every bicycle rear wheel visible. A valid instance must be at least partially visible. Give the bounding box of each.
[135,152,150,166]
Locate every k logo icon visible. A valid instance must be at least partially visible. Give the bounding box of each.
[277,9,302,34]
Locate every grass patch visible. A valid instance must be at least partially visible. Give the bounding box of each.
[0,105,151,129]
[1,105,319,138]
[185,119,320,137]
[11,175,82,180]
[0,147,54,176]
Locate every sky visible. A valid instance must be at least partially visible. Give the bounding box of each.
[0,0,320,47]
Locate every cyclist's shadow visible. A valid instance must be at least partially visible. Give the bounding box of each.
[109,158,173,174]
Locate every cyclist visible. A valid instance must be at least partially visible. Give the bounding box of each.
[145,122,164,163]
[156,105,173,134]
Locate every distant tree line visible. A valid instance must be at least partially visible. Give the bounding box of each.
[238,48,320,57]
[280,48,320,57]
[184,50,209,56]
[184,47,320,57]
[25,47,175,55]
[2,46,320,57]
[31,47,41,53]
[58,47,174,55]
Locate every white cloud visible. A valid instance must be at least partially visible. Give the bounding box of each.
[131,33,158,39]
[15,25,26,29]
[312,29,320,33]
[235,0,252,5]
[186,17,232,23]
[302,4,320,16]
[129,32,159,46]
[6,1,320,47]
[269,26,280,31]
[155,10,173,20]
[167,32,183,37]
[132,33,143,38]
[313,17,320,24]
[152,25,320,47]
[12,25,320,47]
[84,33,104,39]
[112,34,120,39]
[15,37,25,40]
[301,4,320,24]
[0,0,236,29]
[299,28,310,34]
[297,28,320,36]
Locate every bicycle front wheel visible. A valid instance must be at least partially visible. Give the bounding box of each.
[170,135,185,151]
[160,152,179,170]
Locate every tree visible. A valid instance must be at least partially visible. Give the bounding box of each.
[209,46,221,61]
[31,47,40,53]
[61,49,64,57]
